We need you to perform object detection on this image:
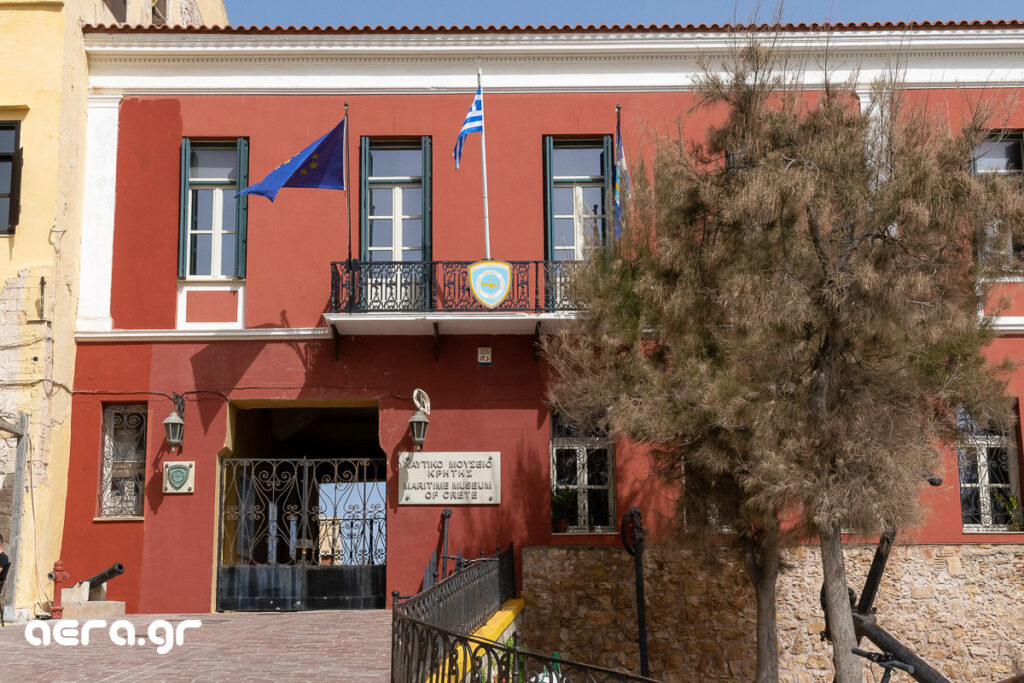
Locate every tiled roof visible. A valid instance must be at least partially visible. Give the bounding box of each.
[82,19,1024,34]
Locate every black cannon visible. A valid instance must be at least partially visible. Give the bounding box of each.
[78,562,125,588]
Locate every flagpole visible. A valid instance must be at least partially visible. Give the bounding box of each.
[477,67,491,260]
[344,102,352,265]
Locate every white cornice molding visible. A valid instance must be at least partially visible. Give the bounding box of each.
[83,28,1024,95]
[993,317,1024,335]
[82,28,1024,54]
[76,327,332,342]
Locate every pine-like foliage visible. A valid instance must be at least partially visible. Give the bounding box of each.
[544,39,1024,680]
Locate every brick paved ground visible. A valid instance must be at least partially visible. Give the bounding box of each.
[0,610,392,682]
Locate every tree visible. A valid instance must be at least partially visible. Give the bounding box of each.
[543,37,1024,682]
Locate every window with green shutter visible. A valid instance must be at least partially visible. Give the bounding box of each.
[542,136,613,262]
[359,137,432,262]
[178,138,248,279]
[0,121,22,234]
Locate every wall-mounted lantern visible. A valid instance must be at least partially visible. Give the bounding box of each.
[409,388,431,451]
[408,410,429,451]
[163,393,185,452]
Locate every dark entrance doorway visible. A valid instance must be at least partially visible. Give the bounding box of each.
[217,406,386,611]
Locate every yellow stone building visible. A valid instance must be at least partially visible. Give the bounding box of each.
[0,0,226,621]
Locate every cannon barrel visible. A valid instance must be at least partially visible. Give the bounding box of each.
[79,563,125,588]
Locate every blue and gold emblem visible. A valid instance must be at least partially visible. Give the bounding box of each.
[468,260,512,309]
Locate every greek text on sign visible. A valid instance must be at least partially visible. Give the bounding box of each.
[399,452,501,505]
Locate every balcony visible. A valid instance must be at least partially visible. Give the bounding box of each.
[324,260,580,335]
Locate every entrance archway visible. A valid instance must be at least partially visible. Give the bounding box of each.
[216,406,386,611]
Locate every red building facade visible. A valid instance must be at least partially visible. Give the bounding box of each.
[65,23,1024,615]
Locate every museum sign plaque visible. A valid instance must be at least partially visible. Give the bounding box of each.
[399,451,501,505]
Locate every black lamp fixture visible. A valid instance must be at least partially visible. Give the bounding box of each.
[163,393,185,451]
[408,410,429,451]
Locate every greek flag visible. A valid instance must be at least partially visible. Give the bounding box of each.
[453,86,483,169]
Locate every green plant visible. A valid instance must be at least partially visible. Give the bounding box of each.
[993,492,1024,531]
[550,489,578,524]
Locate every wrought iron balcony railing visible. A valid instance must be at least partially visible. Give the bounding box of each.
[329,259,580,314]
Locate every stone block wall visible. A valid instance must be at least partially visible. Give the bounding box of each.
[521,543,1024,681]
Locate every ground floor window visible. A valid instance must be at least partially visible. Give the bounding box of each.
[550,413,615,533]
[956,407,1023,532]
[99,403,147,518]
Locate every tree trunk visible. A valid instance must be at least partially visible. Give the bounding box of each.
[819,526,860,683]
[753,529,780,683]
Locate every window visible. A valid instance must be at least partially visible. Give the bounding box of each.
[956,407,1023,531]
[102,0,127,23]
[360,138,431,263]
[974,136,1022,176]
[0,122,22,234]
[543,137,612,262]
[973,134,1023,259]
[99,404,148,518]
[550,412,615,533]
[151,0,167,26]
[178,139,249,279]
[358,138,432,310]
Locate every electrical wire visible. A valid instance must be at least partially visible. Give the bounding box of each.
[25,439,52,615]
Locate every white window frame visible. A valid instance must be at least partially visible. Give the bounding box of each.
[366,181,423,262]
[185,156,238,280]
[551,179,607,261]
[550,436,616,534]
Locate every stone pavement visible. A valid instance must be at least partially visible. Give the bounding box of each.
[0,610,392,682]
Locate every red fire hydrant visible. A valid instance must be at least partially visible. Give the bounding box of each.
[47,560,70,618]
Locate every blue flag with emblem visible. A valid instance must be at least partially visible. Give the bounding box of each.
[453,86,483,170]
[238,118,347,201]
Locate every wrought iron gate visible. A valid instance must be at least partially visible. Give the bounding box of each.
[217,457,386,611]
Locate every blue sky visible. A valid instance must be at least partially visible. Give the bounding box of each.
[224,1,1022,28]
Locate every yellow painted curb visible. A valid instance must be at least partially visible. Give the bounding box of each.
[433,599,525,682]
[473,598,524,643]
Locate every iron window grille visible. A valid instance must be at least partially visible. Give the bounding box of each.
[178,138,249,279]
[0,121,22,234]
[549,412,615,533]
[956,406,1023,531]
[99,404,148,518]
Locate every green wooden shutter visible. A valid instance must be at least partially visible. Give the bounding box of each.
[543,136,554,261]
[234,137,249,278]
[602,135,613,246]
[178,138,190,278]
[9,146,22,230]
[421,135,432,260]
[359,137,370,260]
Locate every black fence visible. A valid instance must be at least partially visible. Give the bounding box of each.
[391,544,657,683]
[329,259,580,313]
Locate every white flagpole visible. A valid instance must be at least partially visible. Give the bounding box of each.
[478,66,491,260]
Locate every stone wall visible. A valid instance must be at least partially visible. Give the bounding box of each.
[521,543,1024,682]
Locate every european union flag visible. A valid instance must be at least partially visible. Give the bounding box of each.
[238,118,346,201]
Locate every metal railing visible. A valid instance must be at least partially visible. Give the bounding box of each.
[329,259,580,313]
[392,544,657,683]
